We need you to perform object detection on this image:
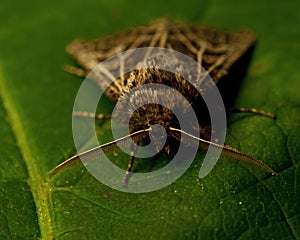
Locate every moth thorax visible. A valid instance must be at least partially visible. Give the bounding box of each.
[128,103,176,134]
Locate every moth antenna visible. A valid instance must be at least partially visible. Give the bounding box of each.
[226,107,275,119]
[169,127,277,175]
[48,128,150,175]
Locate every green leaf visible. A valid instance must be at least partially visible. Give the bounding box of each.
[0,0,299,239]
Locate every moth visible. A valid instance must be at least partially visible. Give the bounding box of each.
[49,19,277,186]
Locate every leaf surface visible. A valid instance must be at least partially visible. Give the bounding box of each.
[0,0,299,239]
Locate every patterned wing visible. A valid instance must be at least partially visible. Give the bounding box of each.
[66,19,256,101]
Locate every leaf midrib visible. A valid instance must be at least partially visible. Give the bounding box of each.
[0,67,53,239]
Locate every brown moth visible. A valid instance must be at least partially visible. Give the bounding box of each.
[49,19,277,185]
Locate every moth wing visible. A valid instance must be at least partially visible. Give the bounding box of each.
[66,20,256,86]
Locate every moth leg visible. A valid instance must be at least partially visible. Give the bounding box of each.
[64,65,88,77]
[73,111,112,120]
[123,143,138,187]
[226,107,275,119]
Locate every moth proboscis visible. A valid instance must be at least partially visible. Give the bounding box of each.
[49,19,277,186]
